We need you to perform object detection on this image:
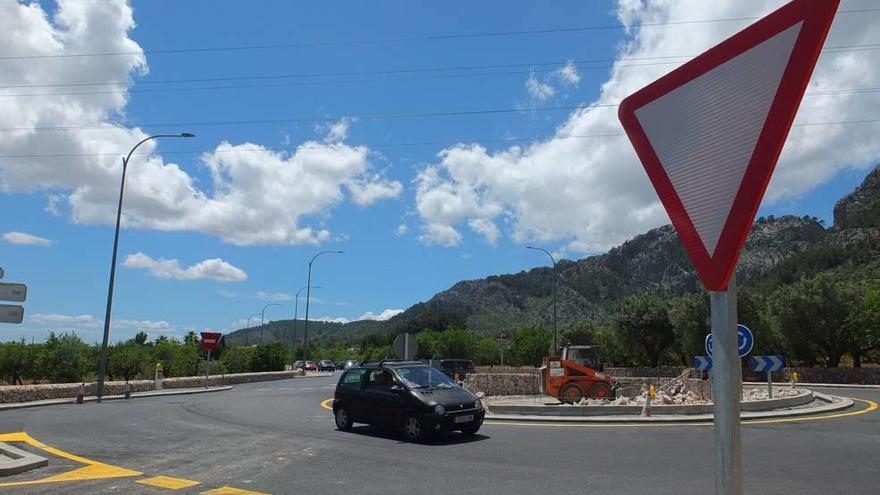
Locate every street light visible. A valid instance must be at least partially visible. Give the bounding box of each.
[96,132,195,402]
[526,246,558,355]
[292,285,320,363]
[303,250,343,360]
[260,303,281,345]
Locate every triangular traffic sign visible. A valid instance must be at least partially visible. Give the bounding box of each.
[618,0,839,291]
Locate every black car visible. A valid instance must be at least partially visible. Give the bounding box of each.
[332,360,485,442]
[318,360,336,372]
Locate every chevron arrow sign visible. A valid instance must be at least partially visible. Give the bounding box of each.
[751,355,784,372]
[694,356,713,372]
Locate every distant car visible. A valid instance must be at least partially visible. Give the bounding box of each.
[343,359,361,370]
[333,360,484,442]
[335,360,347,371]
[304,361,318,371]
[293,360,305,370]
[318,360,336,372]
[436,359,476,380]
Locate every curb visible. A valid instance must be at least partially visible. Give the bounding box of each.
[0,442,48,476]
[485,393,854,423]
[785,382,880,390]
[0,386,233,412]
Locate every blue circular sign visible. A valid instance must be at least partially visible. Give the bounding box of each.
[705,324,754,358]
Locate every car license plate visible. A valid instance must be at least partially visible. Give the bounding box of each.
[454,414,474,423]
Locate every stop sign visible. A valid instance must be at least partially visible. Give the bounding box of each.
[200,332,222,351]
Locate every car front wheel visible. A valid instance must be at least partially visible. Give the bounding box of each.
[403,415,429,442]
[460,424,481,436]
[335,407,353,431]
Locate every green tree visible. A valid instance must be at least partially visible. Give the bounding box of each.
[669,292,709,365]
[474,338,500,365]
[770,275,857,367]
[133,331,149,345]
[434,328,478,359]
[37,332,90,383]
[849,282,880,367]
[0,341,38,385]
[108,341,148,381]
[221,346,254,373]
[510,326,552,366]
[251,343,287,372]
[612,294,674,367]
[561,321,599,346]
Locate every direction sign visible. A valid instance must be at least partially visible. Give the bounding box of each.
[751,355,785,373]
[618,0,839,291]
[705,324,754,358]
[694,356,713,372]
[497,334,511,350]
[0,305,24,324]
[200,332,222,351]
[393,333,418,360]
[0,283,27,303]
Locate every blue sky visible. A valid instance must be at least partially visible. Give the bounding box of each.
[1,0,878,343]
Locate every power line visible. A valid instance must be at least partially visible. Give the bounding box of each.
[1,118,878,160]
[1,86,877,133]
[2,43,879,98]
[0,7,877,61]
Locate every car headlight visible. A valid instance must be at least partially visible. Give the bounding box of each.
[434,404,446,415]
[474,399,483,411]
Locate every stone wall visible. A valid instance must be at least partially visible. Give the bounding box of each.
[0,370,305,404]
[463,372,542,396]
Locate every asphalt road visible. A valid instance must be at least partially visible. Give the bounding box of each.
[0,374,877,495]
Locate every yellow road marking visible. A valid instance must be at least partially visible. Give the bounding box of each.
[320,398,334,410]
[201,486,270,495]
[0,432,141,487]
[138,475,202,490]
[482,398,878,428]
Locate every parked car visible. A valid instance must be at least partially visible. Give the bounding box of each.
[318,360,336,372]
[332,360,484,442]
[335,360,347,371]
[304,360,317,371]
[342,359,361,370]
[293,360,305,370]
[436,359,476,380]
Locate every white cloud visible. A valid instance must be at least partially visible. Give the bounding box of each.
[554,60,581,86]
[358,309,404,321]
[123,252,247,282]
[395,224,409,236]
[255,291,295,302]
[525,71,556,101]
[114,319,171,330]
[0,2,400,247]
[30,313,100,327]
[2,231,55,246]
[45,194,64,216]
[416,1,880,252]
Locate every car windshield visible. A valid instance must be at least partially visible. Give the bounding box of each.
[395,366,456,389]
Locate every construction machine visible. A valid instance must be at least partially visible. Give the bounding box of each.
[541,345,613,403]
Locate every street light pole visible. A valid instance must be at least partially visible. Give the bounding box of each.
[96,132,194,402]
[260,303,281,345]
[293,285,320,363]
[526,246,558,355]
[303,251,343,360]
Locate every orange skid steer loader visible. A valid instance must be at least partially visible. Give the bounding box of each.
[541,345,614,403]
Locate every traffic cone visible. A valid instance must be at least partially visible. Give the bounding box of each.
[76,383,85,404]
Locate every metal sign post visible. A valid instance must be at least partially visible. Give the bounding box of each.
[710,274,742,495]
[204,350,212,389]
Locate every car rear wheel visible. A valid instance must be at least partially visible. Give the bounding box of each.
[559,383,584,404]
[403,415,428,442]
[335,407,353,431]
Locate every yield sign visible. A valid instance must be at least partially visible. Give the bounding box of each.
[618,0,839,291]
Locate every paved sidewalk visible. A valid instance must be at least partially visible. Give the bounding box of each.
[0,386,233,412]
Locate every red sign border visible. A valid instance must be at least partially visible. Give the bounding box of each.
[618,0,839,291]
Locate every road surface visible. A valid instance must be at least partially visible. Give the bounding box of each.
[0,374,877,494]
